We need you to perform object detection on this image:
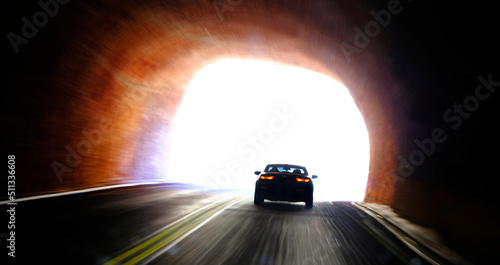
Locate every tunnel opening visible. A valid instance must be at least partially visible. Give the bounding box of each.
[8,0,404,206]
[167,59,370,202]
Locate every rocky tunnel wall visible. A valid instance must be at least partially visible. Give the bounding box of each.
[5,0,499,263]
[7,0,404,201]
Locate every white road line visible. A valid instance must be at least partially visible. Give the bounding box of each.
[141,197,248,264]
[0,181,165,205]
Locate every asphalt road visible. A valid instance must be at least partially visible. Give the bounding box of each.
[3,184,444,265]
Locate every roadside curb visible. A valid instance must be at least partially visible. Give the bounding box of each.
[353,202,473,265]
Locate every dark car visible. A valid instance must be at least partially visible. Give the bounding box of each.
[254,164,318,208]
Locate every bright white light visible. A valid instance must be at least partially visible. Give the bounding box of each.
[167,59,369,201]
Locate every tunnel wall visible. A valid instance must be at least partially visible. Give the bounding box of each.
[6,0,403,202]
[5,0,499,263]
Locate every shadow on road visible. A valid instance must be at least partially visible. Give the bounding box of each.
[255,201,310,212]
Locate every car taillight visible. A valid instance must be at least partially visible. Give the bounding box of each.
[260,176,274,180]
[296,178,310,182]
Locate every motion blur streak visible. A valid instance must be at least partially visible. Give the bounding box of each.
[14,185,438,265]
[168,59,370,202]
[6,0,398,205]
[5,0,499,263]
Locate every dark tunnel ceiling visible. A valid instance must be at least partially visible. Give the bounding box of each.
[4,0,499,261]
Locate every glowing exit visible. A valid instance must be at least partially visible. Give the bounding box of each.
[167,59,369,202]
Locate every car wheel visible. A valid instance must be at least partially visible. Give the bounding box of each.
[305,196,313,209]
[254,191,264,205]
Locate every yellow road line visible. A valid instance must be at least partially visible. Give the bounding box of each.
[104,196,245,265]
[124,205,223,264]
[139,197,248,264]
[105,208,210,264]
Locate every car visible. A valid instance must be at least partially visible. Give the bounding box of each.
[254,164,318,208]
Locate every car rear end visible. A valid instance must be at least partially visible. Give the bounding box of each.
[254,172,314,207]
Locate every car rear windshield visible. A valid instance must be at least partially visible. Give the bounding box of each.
[265,165,307,174]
